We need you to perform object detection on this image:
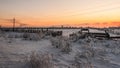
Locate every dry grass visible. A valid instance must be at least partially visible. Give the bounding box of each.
[28,52,54,68]
[73,52,94,68]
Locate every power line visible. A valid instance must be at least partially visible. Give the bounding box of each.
[0,18,28,27]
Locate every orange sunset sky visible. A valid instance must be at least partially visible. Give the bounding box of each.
[0,0,120,27]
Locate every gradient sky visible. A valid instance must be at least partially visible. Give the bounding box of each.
[0,0,120,27]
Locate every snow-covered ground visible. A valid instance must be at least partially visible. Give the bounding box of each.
[0,29,120,68]
[89,29,106,33]
[108,29,120,35]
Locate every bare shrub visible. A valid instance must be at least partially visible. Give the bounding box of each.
[73,52,94,68]
[69,33,78,42]
[28,52,54,68]
[61,39,72,53]
[72,61,93,68]
[51,36,72,53]
[110,48,120,55]
[51,37,61,48]
[23,33,41,41]
[94,48,106,57]
[81,44,107,58]
[23,33,30,40]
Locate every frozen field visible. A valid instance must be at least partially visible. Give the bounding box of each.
[0,29,120,68]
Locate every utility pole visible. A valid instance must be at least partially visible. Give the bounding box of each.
[13,18,15,31]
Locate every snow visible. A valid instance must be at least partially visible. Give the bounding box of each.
[89,29,106,33]
[109,33,120,37]
[0,29,120,68]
